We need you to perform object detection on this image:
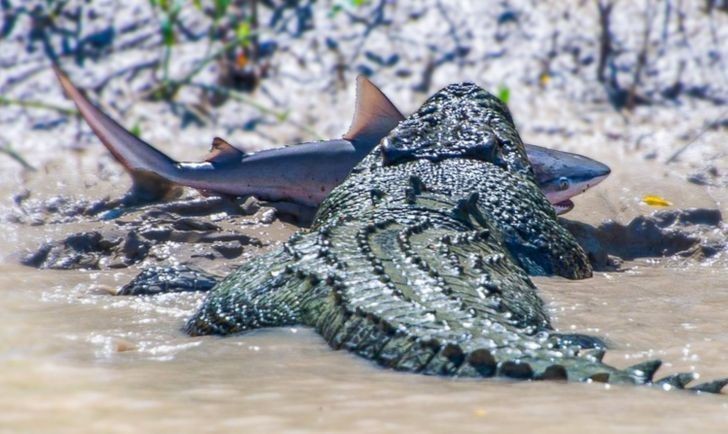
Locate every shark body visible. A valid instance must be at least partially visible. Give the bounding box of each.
[54,67,610,216]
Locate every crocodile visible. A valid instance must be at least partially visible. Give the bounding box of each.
[54,66,610,217]
[181,82,726,392]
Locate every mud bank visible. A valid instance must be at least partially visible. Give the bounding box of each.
[6,191,297,275]
[564,208,726,270]
[14,200,727,276]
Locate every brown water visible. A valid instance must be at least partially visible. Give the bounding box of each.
[1,262,728,433]
[1,127,727,433]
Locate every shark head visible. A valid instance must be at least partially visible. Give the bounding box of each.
[526,144,611,215]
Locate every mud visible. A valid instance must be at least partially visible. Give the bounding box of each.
[15,188,725,284]
[563,208,727,270]
[11,191,309,271]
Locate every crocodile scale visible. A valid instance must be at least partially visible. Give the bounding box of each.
[183,83,725,391]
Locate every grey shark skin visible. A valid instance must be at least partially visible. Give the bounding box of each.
[528,144,610,214]
[54,68,384,209]
[183,83,726,393]
[54,66,609,215]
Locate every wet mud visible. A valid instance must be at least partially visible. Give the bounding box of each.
[563,208,726,270]
[6,191,298,276]
[14,187,725,286]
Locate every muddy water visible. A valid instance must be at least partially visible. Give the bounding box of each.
[1,262,728,433]
[1,152,728,433]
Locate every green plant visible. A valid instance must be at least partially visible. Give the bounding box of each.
[497,85,510,104]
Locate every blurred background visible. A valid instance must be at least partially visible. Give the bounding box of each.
[1,0,726,193]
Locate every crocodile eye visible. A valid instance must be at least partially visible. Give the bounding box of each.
[558,177,570,191]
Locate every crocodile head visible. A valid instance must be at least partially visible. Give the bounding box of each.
[339,82,592,280]
[380,82,535,182]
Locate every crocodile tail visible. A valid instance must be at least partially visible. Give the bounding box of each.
[313,307,727,394]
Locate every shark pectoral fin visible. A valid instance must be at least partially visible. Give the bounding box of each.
[126,169,182,203]
[343,75,405,144]
[203,137,246,165]
[184,248,304,336]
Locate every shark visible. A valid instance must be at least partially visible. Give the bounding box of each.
[53,66,610,217]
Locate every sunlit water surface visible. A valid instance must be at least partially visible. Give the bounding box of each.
[1,257,727,434]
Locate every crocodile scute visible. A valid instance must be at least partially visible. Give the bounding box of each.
[184,83,725,392]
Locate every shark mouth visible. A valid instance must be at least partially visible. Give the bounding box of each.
[553,199,575,215]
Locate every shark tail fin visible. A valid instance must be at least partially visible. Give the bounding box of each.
[343,75,405,144]
[126,170,181,202]
[53,64,180,202]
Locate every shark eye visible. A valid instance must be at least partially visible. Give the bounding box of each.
[558,177,570,191]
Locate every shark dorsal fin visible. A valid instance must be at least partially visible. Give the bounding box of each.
[204,137,245,164]
[343,75,405,144]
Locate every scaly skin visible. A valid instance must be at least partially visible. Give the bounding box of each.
[183,83,725,391]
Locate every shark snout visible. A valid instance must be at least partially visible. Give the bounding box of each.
[582,161,611,192]
[583,162,610,190]
[592,161,611,180]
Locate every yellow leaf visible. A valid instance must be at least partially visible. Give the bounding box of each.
[642,195,672,207]
[539,72,550,86]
